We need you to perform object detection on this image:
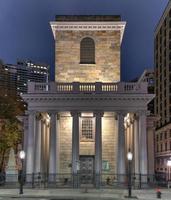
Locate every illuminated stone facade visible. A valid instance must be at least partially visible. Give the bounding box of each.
[23,15,154,187]
[58,112,118,174]
[55,31,120,82]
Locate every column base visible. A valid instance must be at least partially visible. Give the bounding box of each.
[124,196,138,199]
[117,174,126,185]
[72,173,79,188]
[95,174,101,188]
[48,173,56,183]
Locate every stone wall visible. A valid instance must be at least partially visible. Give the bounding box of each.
[59,113,72,174]
[102,114,117,174]
[58,112,117,174]
[80,141,95,155]
[55,31,120,82]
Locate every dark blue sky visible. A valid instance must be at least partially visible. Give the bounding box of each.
[0,0,169,81]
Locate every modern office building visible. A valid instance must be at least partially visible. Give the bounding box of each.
[4,60,49,97]
[0,60,17,97]
[154,1,171,178]
[22,15,154,187]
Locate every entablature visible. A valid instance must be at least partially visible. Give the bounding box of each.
[22,92,154,113]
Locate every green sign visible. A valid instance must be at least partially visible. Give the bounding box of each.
[102,160,110,171]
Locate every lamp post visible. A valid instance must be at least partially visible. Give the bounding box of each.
[125,149,133,198]
[167,158,171,188]
[19,150,25,194]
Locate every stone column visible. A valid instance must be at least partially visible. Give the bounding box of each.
[49,112,57,179]
[130,119,134,151]
[127,123,130,151]
[94,111,104,188]
[114,113,118,174]
[41,119,46,174]
[129,117,134,174]
[34,114,42,173]
[44,120,49,174]
[139,111,148,182]
[56,114,60,175]
[133,114,140,175]
[26,111,36,176]
[23,116,28,173]
[71,111,80,188]
[117,111,126,182]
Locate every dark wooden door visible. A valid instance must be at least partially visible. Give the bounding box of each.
[79,156,94,184]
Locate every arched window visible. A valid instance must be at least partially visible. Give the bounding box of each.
[80,37,95,64]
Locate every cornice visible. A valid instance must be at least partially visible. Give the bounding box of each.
[50,21,126,43]
[22,92,154,98]
[22,95,153,103]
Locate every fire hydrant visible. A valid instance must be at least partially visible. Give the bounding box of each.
[156,188,162,199]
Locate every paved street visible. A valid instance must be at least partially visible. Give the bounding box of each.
[0,188,171,200]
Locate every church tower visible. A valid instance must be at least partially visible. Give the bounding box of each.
[23,15,153,188]
[50,15,126,82]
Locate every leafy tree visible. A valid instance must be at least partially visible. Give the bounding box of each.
[0,95,24,120]
[0,119,22,172]
[0,63,25,172]
[0,94,24,172]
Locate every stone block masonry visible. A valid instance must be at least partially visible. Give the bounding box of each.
[59,113,117,174]
[55,30,120,82]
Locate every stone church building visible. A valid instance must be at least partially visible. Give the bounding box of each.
[22,15,154,187]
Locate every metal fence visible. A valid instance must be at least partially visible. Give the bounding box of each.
[0,172,169,189]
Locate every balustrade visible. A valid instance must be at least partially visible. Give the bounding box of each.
[27,81,147,94]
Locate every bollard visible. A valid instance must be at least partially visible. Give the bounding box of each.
[156,188,161,199]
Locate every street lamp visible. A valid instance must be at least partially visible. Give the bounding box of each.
[19,150,25,194]
[167,158,171,188]
[125,149,133,198]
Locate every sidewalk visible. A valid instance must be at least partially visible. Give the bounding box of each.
[0,188,170,199]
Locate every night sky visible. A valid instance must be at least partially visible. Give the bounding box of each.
[0,0,169,81]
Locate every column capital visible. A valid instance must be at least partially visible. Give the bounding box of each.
[42,119,46,124]
[136,110,148,116]
[48,111,58,116]
[127,113,134,124]
[70,111,81,117]
[25,110,37,115]
[116,111,127,117]
[133,113,139,120]
[57,113,60,120]
[93,111,104,117]
[114,113,118,120]
[36,113,43,120]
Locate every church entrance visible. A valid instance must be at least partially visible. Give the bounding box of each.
[79,156,94,185]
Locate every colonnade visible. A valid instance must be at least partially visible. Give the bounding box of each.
[25,110,148,185]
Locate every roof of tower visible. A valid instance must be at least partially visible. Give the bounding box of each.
[55,15,121,22]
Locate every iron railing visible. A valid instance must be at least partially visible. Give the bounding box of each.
[0,172,169,189]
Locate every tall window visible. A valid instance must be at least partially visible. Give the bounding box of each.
[81,117,95,140]
[80,37,95,64]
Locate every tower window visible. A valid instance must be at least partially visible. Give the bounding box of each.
[80,37,95,64]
